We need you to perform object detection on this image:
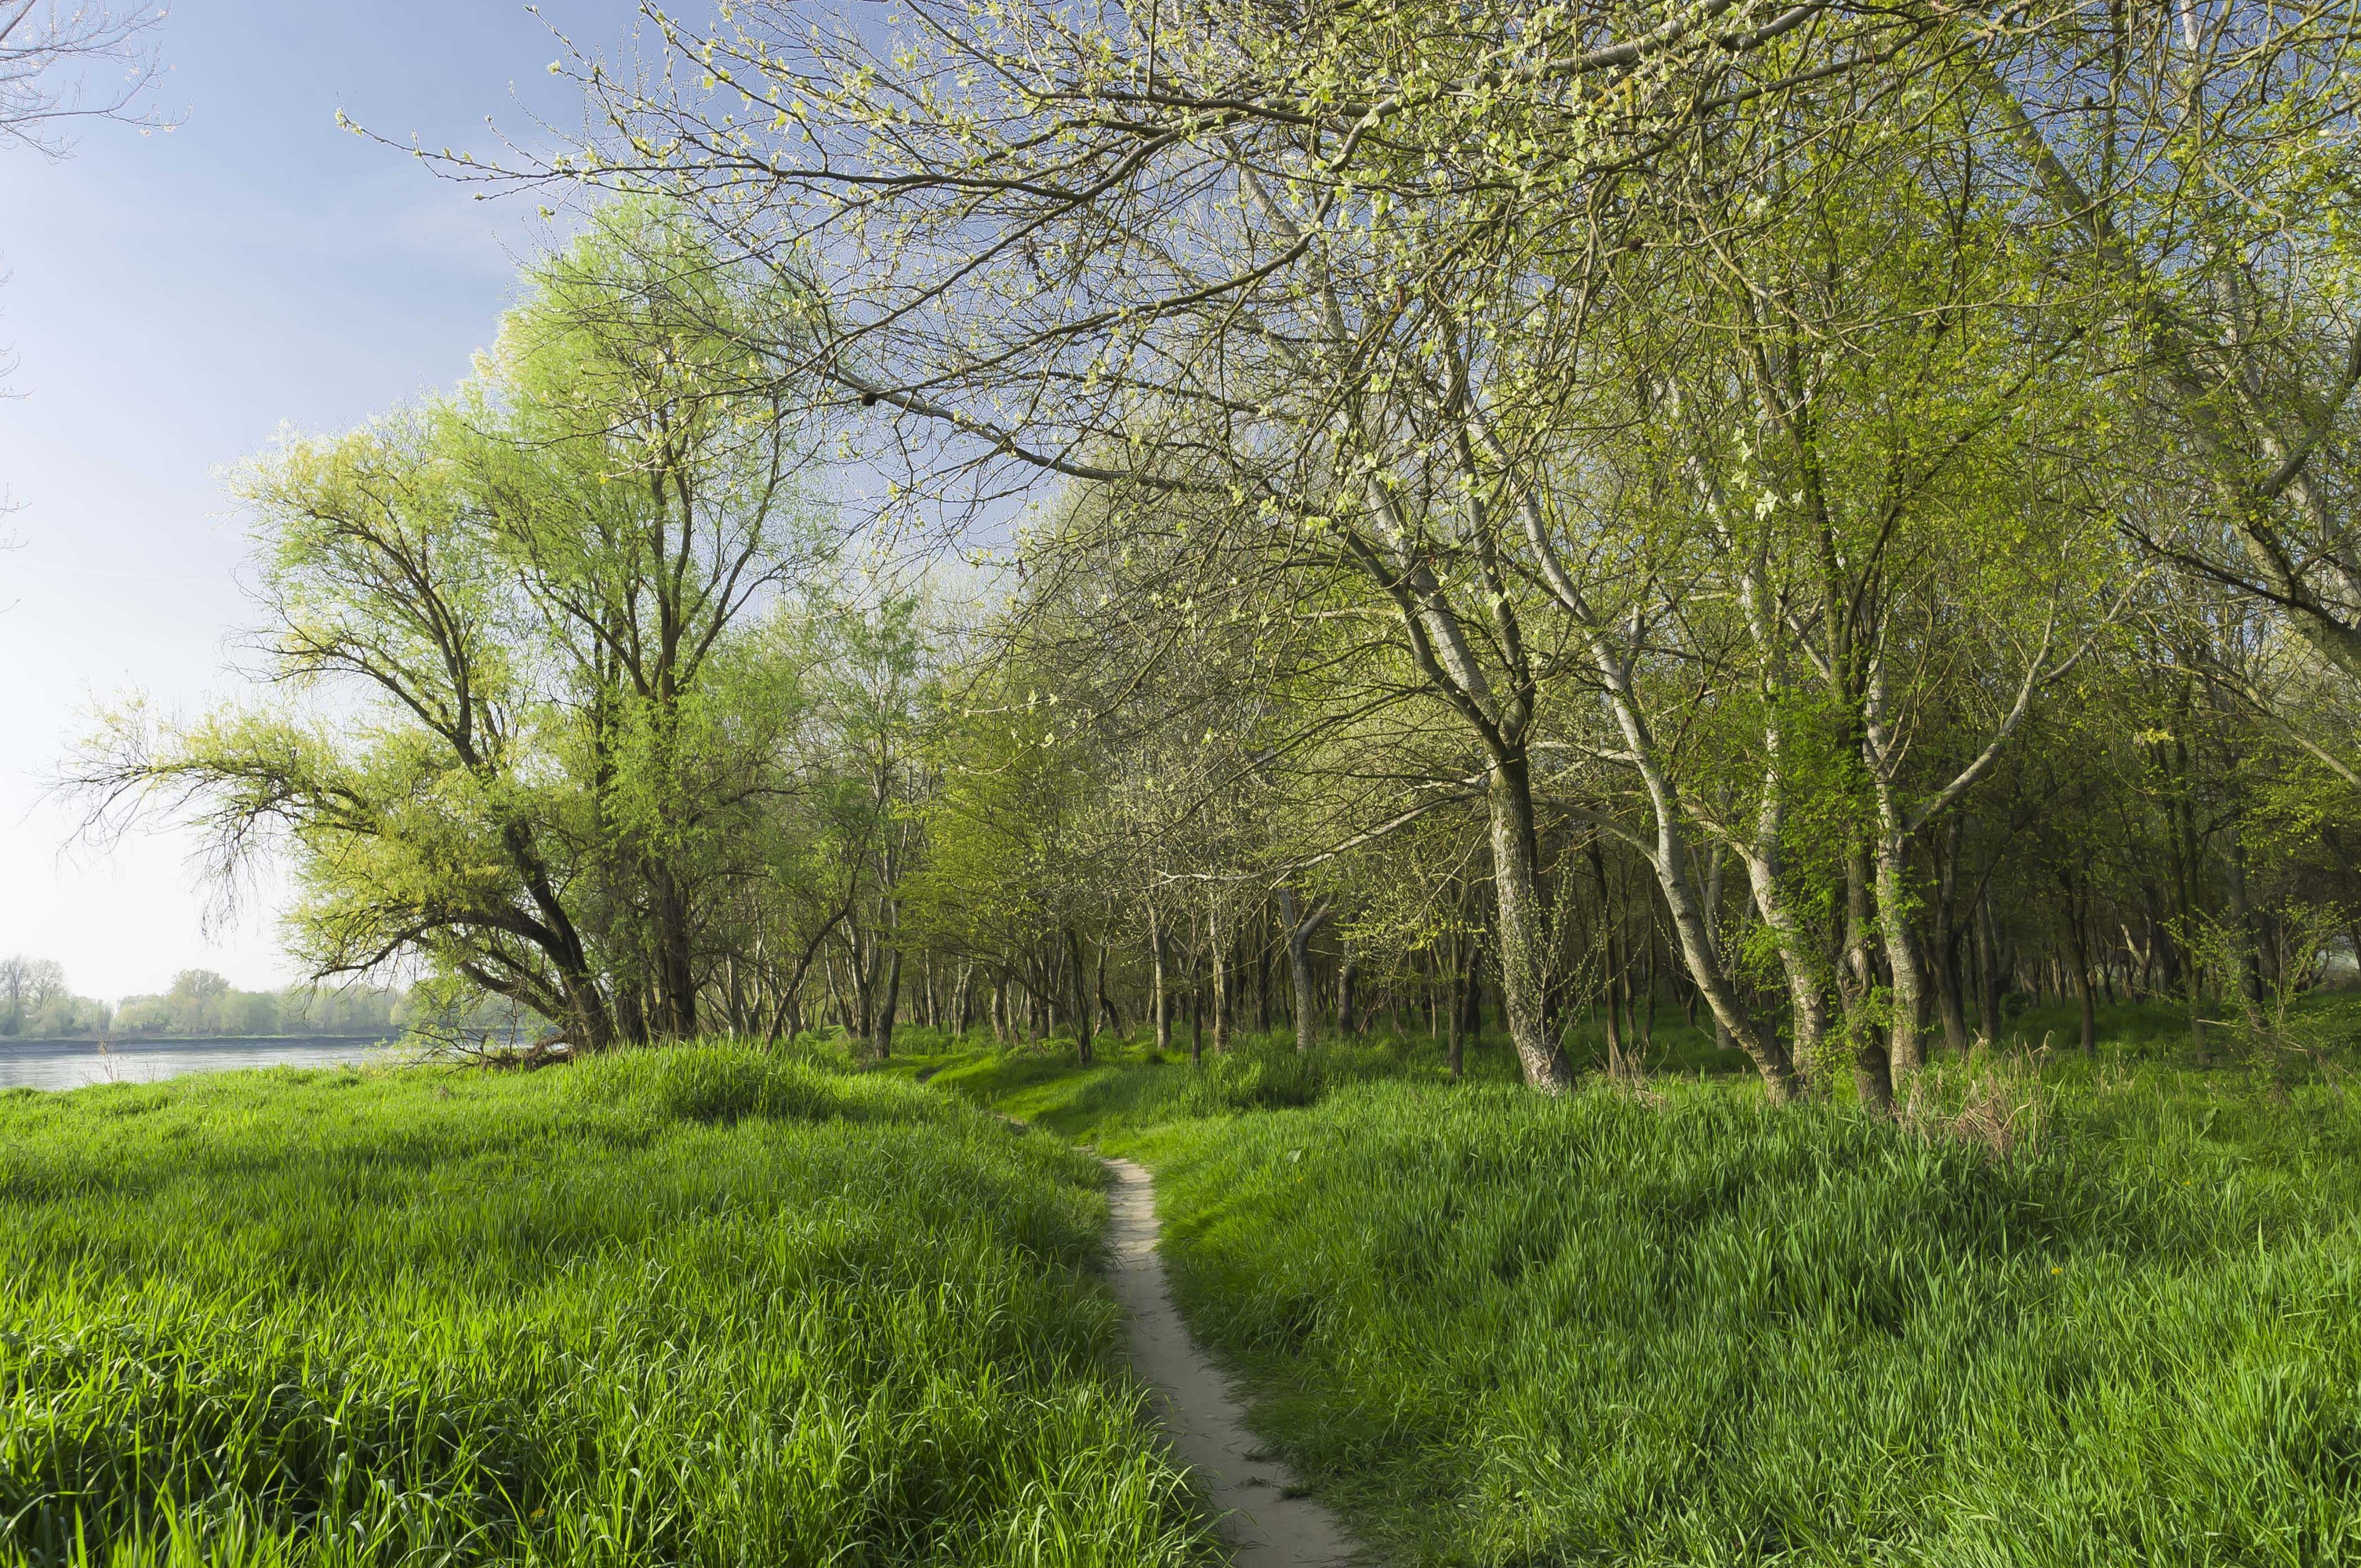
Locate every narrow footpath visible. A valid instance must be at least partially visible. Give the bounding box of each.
[1099,1156,1363,1566]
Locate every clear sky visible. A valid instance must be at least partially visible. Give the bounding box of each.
[0,2,673,1002]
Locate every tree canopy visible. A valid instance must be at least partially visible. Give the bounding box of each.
[81,0,2361,1090]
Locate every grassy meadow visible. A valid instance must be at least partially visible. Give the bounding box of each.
[12,1009,2361,1567]
[895,1006,2361,1566]
[0,1046,1215,1567]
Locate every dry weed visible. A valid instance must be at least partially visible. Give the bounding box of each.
[1902,1044,2047,1157]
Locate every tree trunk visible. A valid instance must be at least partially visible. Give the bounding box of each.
[1582,653,1803,1099]
[1734,833,1829,1098]
[1275,885,1328,1053]
[1931,822,1974,1054]
[2060,869,2098,1053]
[652,862,697,1041]
[1445,939,1466,1080]
[1871,789,1927,1088]
[2165,731,2207,1057]
[1149,906,1172,1056]
[1095,938,1124,1036]
[2075,937,2098,1054]
[1974,893,2002,1042]
[2226,816,2264,1005]
[870,946,902,1060]
[1701,841,1734,1054]
[1639,926,1656,1051]
[823,946,846,1036]
[1587,839,1625,1073]
[1933,927,1973,1052]
[1255,916,1275,1034]
[1066,929,1095,1065]
[1645,849,1798,1100]
[1487,753,1572,1091]
[1209,906,1232,1053]
[1842,837,1894,1114]
[1460,937,1484,1043]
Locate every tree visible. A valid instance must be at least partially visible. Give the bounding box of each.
[1968,2,2361,742]
[1,0,169,154]
[0,954,64,1035]
[209,0,2358,1092]
[485,0,1939,1093]
[73,206,841,1047]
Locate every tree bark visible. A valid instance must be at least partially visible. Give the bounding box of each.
[1588,839,1626,1071]
[1208,905,1232,1053]
[1337,942,1360,1036]
[2066,896,2098,1054]
[1486,753,1572,1091]
[1931,822,1974,1054]
[1461,936,1485,1043]
[1066,928,1095,1065]
[1095,938,1123,1036]
[1870,783,1927,1086]
[1445,936,1466,1080]
[1275,884,1331,1053]
[1976,892,2003,1043]
[870,946,902,1060]
[1843,837,1894,1114]
[1702,841,1734,1054]
[1149,905,1172,1056]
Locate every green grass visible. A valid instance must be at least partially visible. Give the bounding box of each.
[906,1016,2361,1566]
[0,1044,1215,1567]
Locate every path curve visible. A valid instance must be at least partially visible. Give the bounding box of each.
[1100,1156,1363,1566]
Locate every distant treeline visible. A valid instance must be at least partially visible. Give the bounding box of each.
[0,959,412,1040]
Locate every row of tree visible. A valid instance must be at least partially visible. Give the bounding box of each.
[0,958,110,1039]
[83,0,2361,1105]
[0,959,404,1040]
[111,969,405,1039]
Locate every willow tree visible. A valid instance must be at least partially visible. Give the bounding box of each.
[74,208,838,1047]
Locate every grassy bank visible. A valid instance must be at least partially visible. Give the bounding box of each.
[0,1045,1214,1566]
[903,1014,2361,1565]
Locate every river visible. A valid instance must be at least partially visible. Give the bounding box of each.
[0,1036,397,1091]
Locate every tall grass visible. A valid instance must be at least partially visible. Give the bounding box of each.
[0,1045,1215,1566]
[915,1025,2361,1565]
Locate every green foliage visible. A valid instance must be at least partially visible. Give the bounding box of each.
[0,1046,1213,1566]
[83,205,854,1047]
[0,958,108,1040]
[105,971,405,1040]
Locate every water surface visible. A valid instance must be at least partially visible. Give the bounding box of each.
[0,1036,394,1092]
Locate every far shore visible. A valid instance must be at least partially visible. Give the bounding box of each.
[0,1033,400,1049]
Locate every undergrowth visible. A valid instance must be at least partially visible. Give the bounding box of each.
[902,1011,2361,1566]
[0,1044,1214,1567]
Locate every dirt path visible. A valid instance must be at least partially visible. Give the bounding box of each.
[1100,1156,1364,1566]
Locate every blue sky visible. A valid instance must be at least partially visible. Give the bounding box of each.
[0,2,677,1000]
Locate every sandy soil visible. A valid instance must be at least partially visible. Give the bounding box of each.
[1101,1156,1366,1566]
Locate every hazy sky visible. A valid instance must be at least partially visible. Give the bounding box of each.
[0,2,678,1000]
